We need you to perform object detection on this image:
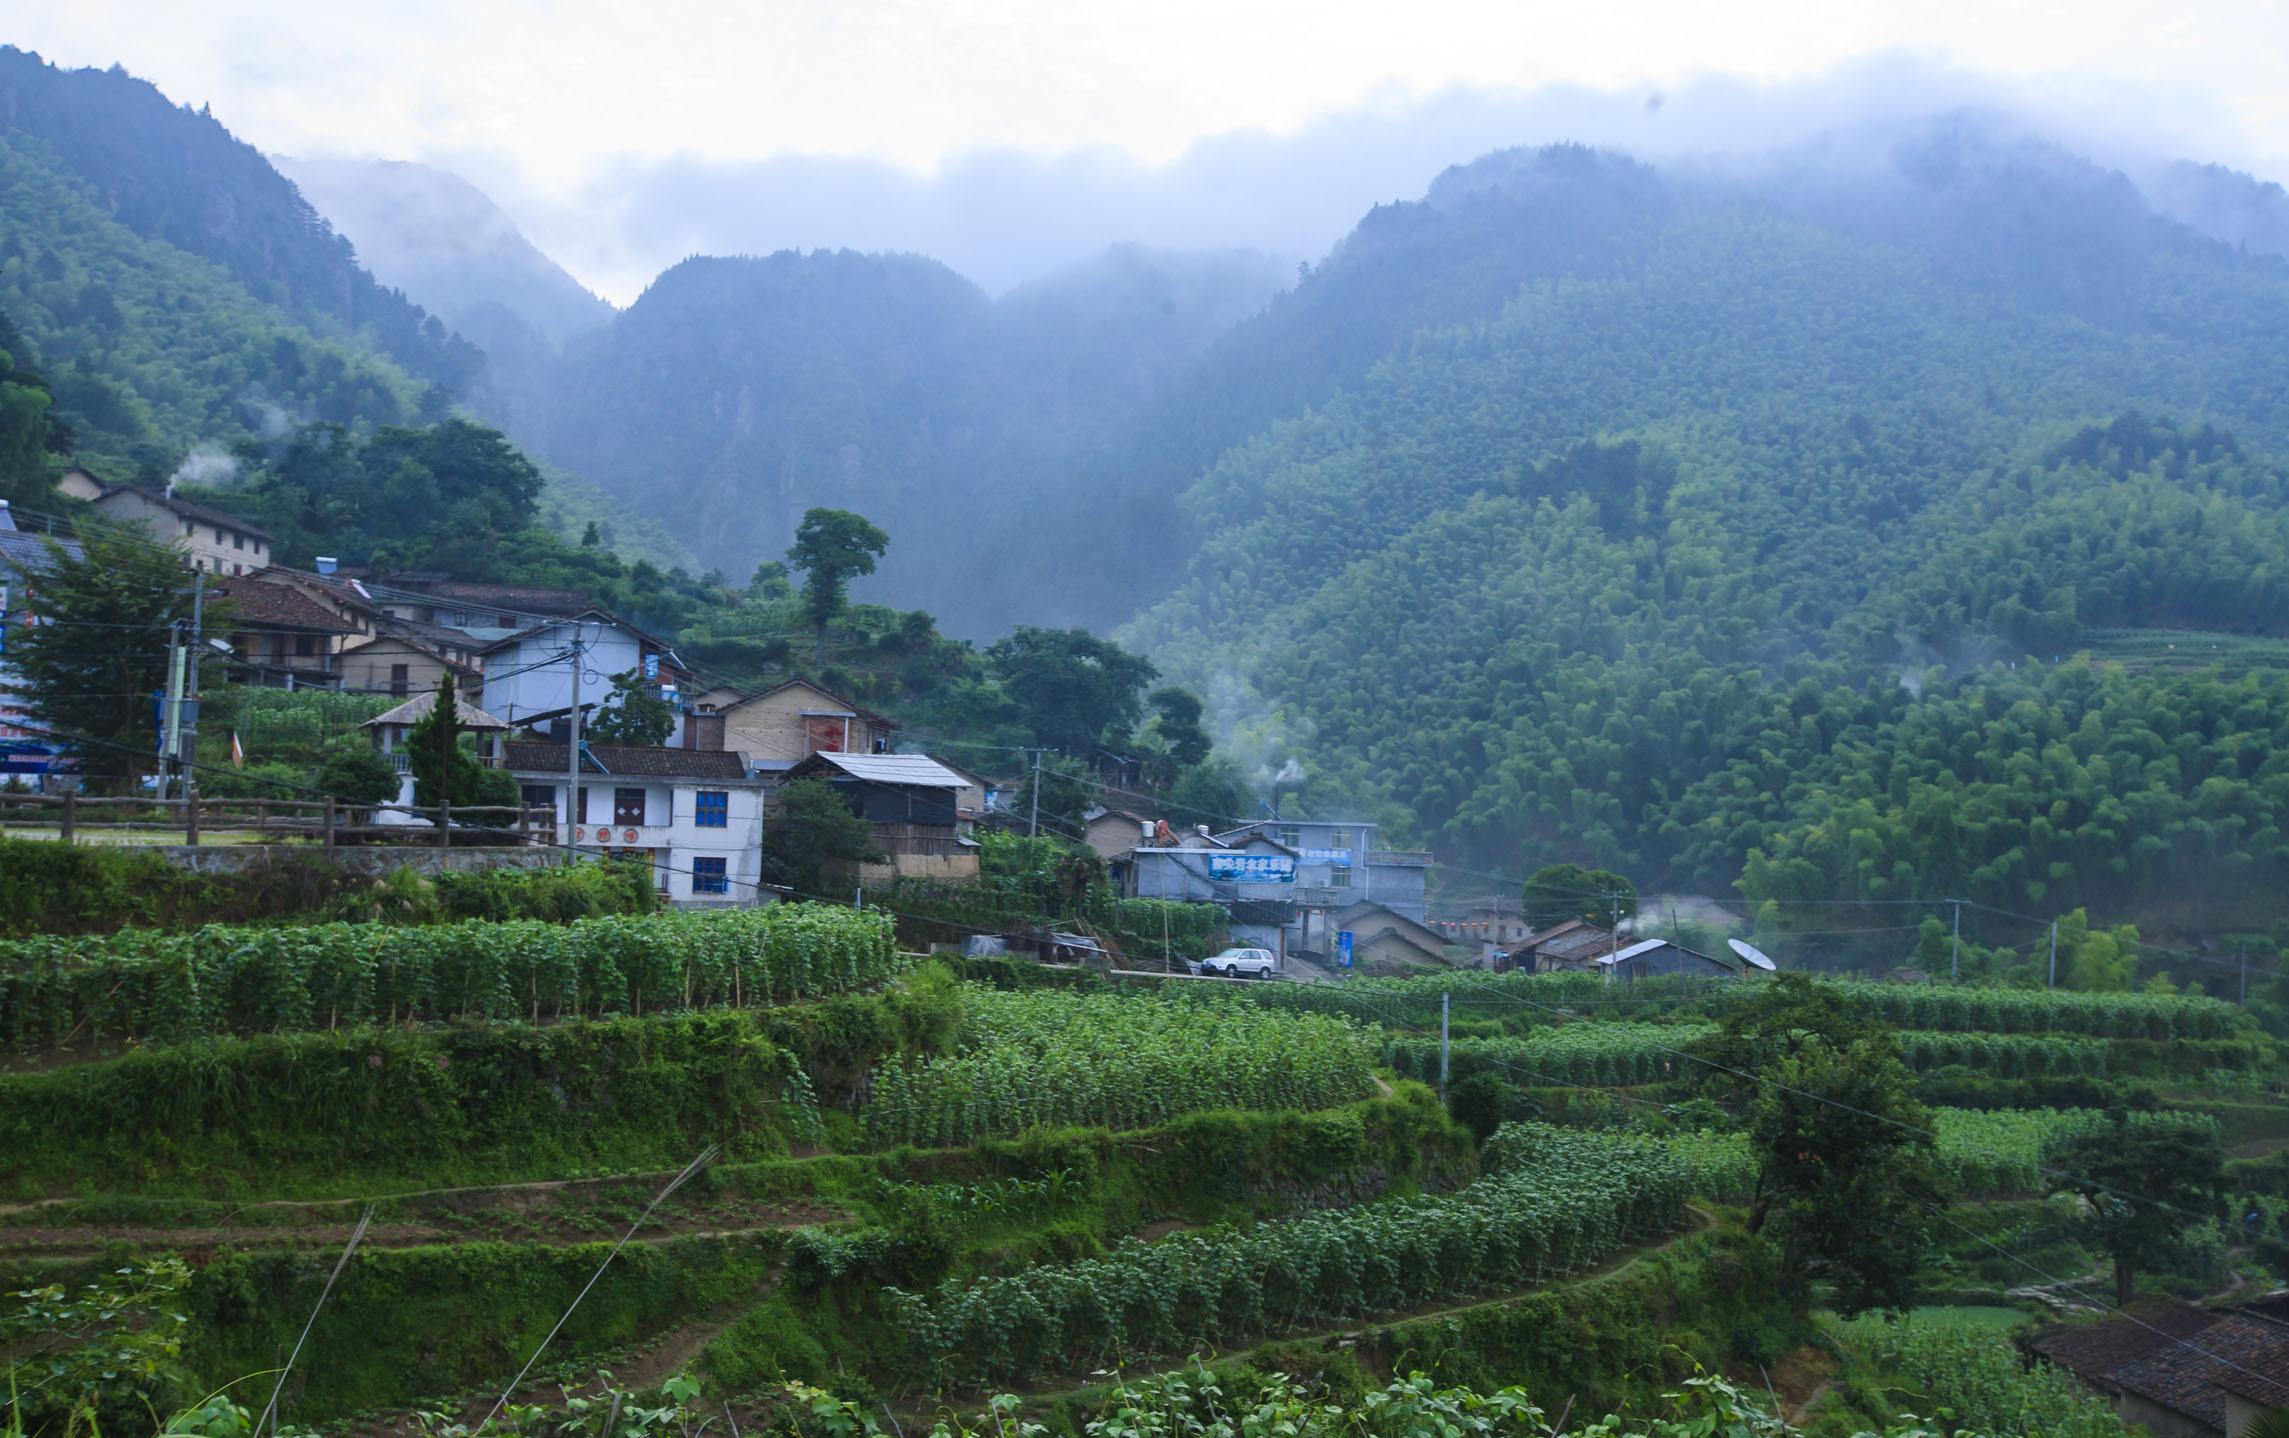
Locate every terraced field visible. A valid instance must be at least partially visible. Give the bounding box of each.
[7,904,2284,1437]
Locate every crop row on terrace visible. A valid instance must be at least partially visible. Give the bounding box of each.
[1663,1106,2225,1200]
[0,904,903,1047]
[863,990,1380,1146]
[1385,1025,2146,1087]
[1239,967,2243,1039]
[884,1123,1685,1388]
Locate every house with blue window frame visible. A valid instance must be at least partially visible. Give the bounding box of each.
[501,738,767,906]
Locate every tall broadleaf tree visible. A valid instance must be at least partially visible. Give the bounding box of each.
[7,522,201,791]
[787,508,889,664]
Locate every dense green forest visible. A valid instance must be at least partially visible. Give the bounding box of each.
[1114,136,2289,925]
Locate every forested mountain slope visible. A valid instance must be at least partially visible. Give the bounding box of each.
[543,243,1286,626]
[0,47,478,397]
[0,128,428,475]
[1127,135,2289,924]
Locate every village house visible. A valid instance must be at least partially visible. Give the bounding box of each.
[1516,918,1622,972]
[1594,937,1741,981]
[476,607,691,742]
[360,688,513,825]
[2032,1298,2289,1438]
[1432,896,1533,958]
[51,466,106,503]
[1082,807,1154,863]
[351,575,593,641]
[781,750,978,883]
[88,484,272,576]
[1328,899,1452,972]
[1214,819,1432,922]
[212,572,360,688]
[687,679,898,780]
[503,737,767,905]
[1123,828,1301,956]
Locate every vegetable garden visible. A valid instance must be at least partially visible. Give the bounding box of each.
[0,904,902,1047]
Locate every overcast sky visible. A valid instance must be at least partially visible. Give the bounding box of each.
[15,2,2289,301]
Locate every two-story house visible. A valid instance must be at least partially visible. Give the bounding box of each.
[688,679,899,780]
[212,573,359,688]
[503,738,766,906]
[88,485,272,576]
[477,608,692,741]
[780,750,979,882]
[1123,828,1301,956]
[1212,818,1432,955]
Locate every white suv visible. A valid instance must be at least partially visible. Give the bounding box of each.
[1200,946,1280,979]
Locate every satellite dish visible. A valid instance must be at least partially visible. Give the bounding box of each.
[1729,938,1778,972]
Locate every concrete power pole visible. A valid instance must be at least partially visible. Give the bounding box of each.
[1028,747,1042,839]
[2047,921,2059,988]
[564,622,583,865]
[180,574,205,843]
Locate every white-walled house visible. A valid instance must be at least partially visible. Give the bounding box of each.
[503,740,766,906]
[476,608,692,742]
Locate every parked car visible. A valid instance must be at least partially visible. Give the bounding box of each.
[1200,946,1280,979]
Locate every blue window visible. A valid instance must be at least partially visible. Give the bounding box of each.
[694,790,729,828]
[691,857,728,894]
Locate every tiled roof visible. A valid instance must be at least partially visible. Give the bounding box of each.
[362,689,510,730]
[2110,1312,2289,1427]
[503,741,751,782]
[790,751,969,788]
[2030,1300,2222,1388]
[215,576,357,632]
[0,530,79,577]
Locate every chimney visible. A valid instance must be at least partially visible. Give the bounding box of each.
[314,556,338,576]
[1140,820,1153,846]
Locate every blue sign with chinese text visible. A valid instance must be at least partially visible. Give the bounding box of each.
[1300,847,1352,864]
[1206,853,1295,884]
[1337,930,1354,967]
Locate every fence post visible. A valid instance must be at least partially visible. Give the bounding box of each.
[60,789,75,844]
[185,790,200,847]
[323,796,336,850]
[439,800,451,850]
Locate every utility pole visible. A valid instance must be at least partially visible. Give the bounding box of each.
[1439,992,1450,1092]
[181,573,205,845]
[157,622,186,805]
[2047,920,2059,988]
[1949,899,1962,982]
[1028,747,1042,839]
[563,623,582,865]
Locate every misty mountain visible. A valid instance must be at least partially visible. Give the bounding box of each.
[2139,159,2289,260]
[0,46,480,398]
[273,156,615,351]
[539,242,1287,624]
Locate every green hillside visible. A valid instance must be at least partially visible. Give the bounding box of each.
[1125,143,2289,924]
[0,128,425,476]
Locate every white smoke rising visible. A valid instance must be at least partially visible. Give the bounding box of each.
[168,445,240,490]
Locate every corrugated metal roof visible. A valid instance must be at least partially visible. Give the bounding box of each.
[799,752,969,787]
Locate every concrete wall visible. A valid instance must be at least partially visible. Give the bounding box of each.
[93,490,269,575]
[2121,1392,2218,1438]
[339,636,458,696]
[717,682,893,768]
